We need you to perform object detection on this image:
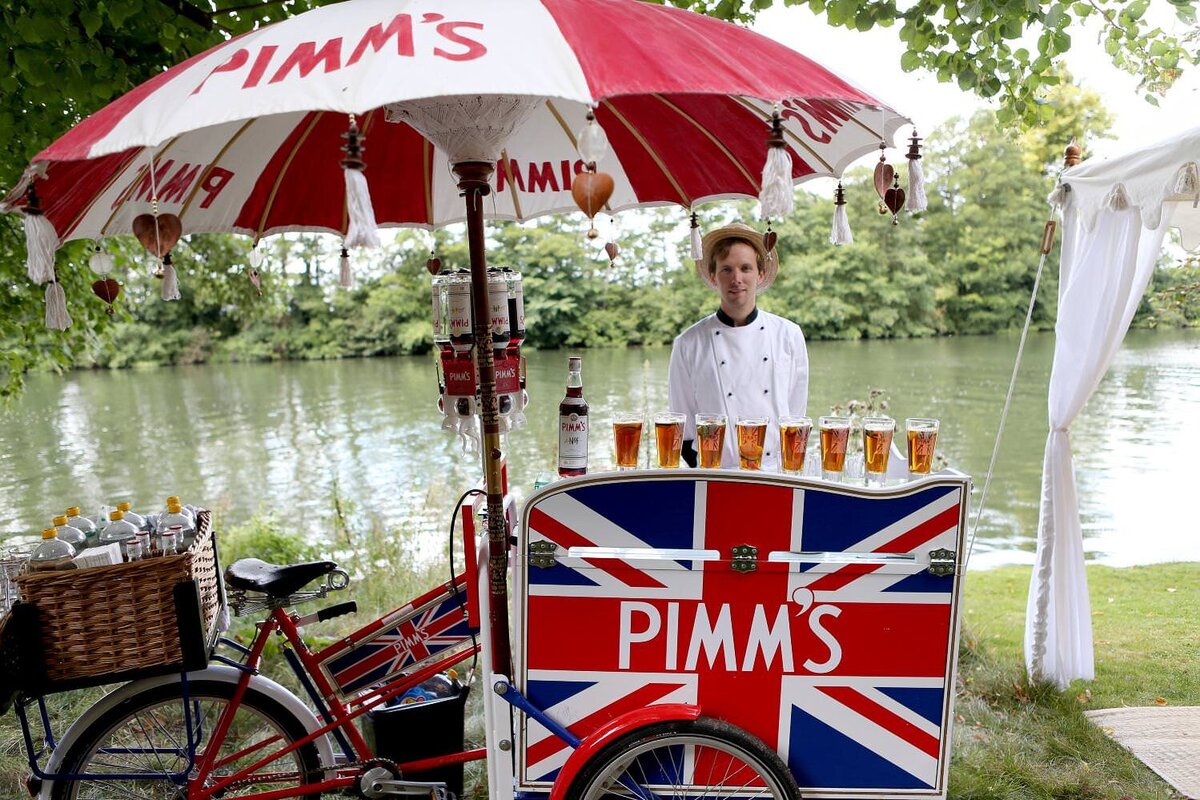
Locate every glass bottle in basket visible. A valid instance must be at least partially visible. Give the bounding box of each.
[29,527,77,571]
[65,506,97,546]
[52,515,87,551]
[158,525,184,555]
[99,510,137,556]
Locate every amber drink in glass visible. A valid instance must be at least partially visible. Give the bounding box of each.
[695,413,727,469]
[906,418,939,476]
[612,413,643,470]
[779,416,812,475]
[862,416,895,485]
[819,416,851,481]
[654,412,686,468]
[736,417,768,470]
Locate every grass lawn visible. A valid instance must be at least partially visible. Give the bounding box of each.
[2,527,1197,799]
[954,562,1200,799]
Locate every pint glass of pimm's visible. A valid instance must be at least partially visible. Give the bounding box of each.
[612,413,643,470]
[818,416,851,481]
[778,416,812,475]
[862,416,895,486]
[735,417,768,471]
[695,413,727,469]
[906,418,939,476]
[654,412,686,468]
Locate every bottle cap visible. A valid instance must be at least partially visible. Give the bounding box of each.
[53,515,68,526]
[66,506,81,516]
[117,502,131,512]
[166,496,180,505]
[41,528,57,539]
[167,502,183,513]
[569,356,582,369]
[109,509,124,521]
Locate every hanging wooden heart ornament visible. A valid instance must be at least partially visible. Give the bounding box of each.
[873,162,894,199]
[604,241,619,266]
[131,213,182,258]
[426,254,442,275]
[571,170,614,220]
[763,230,778,252]
[884,175,906,223]
[92,277,121,313]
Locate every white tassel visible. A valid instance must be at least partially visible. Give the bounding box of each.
[759,146,794,220]
[1173,163,1198,195]
[44,281,71,331]
[24,213,57,285]
[343,168,380,249]
[339,247,353,288]
[1047,183,1070,208]
[1105,185,1129,211]
[829,182,853,246]
[161,259,180,301]
[759,110,794,220]
[690,216,702,260]
[906,157,927,211]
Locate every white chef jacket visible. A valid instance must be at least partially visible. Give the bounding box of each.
[668,308,809,471]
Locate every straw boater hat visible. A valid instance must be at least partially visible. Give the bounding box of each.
[696,223,778,293]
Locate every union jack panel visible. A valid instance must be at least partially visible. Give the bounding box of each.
[317,576,474,697]
[514,472,969,799]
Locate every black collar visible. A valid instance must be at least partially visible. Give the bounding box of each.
[715,307,759,327]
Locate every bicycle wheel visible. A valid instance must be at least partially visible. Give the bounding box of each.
[50,679,324,799]
[564,717,799,800]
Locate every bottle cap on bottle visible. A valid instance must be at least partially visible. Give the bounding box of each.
[166,496,181,505]
[109,509,124,521]
[41,528,57,539]
[66,506,81,516]
[117,502,132,512]
[569,356,582,369]
[167,501,183,513]
[53,515,68,526]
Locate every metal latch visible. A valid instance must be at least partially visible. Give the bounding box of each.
[731,544,759,573]
[927,548,957,577]
[527,540,559,569]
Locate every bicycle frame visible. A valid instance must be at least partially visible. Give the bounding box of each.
[189,585,486,799]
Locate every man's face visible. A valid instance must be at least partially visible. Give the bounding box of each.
[714,241,761,321]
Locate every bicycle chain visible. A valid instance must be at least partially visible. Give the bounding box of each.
[217,756,400,795]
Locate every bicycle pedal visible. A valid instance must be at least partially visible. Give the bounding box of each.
[360,770,448,800]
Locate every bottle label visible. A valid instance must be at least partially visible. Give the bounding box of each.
[448,283,472,337]
[558,413,589,468]
[488,283,510,341]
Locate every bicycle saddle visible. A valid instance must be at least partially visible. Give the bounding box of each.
[225,558,338,597]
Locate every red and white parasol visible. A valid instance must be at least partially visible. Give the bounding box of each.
[3,0,910,248]
[2,0,918,679]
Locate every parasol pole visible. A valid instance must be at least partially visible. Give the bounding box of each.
[454,159,513,678]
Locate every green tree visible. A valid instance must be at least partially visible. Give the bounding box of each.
[666,0,1198,128]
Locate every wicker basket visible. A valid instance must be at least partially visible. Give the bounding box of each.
[12,510,221,687]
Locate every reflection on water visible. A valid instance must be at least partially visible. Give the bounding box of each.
[1,329,1196,568]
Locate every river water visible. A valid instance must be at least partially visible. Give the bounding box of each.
[2,329,1196,568]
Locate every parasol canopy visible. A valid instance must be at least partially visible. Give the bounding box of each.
[1,0,910,244]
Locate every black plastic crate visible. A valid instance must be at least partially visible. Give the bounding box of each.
[367,687,470,798]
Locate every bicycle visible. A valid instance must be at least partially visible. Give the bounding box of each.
[14,487,799,800]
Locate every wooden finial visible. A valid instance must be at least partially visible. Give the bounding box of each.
[1064,137,1083,168]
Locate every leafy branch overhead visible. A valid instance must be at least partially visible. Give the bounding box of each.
[667,0,1200,127]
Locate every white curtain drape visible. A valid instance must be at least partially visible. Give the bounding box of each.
[1024,202,1169,688]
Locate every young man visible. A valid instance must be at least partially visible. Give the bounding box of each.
[667,223,809,470]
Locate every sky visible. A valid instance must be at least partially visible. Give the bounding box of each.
[751,4,1200,163]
